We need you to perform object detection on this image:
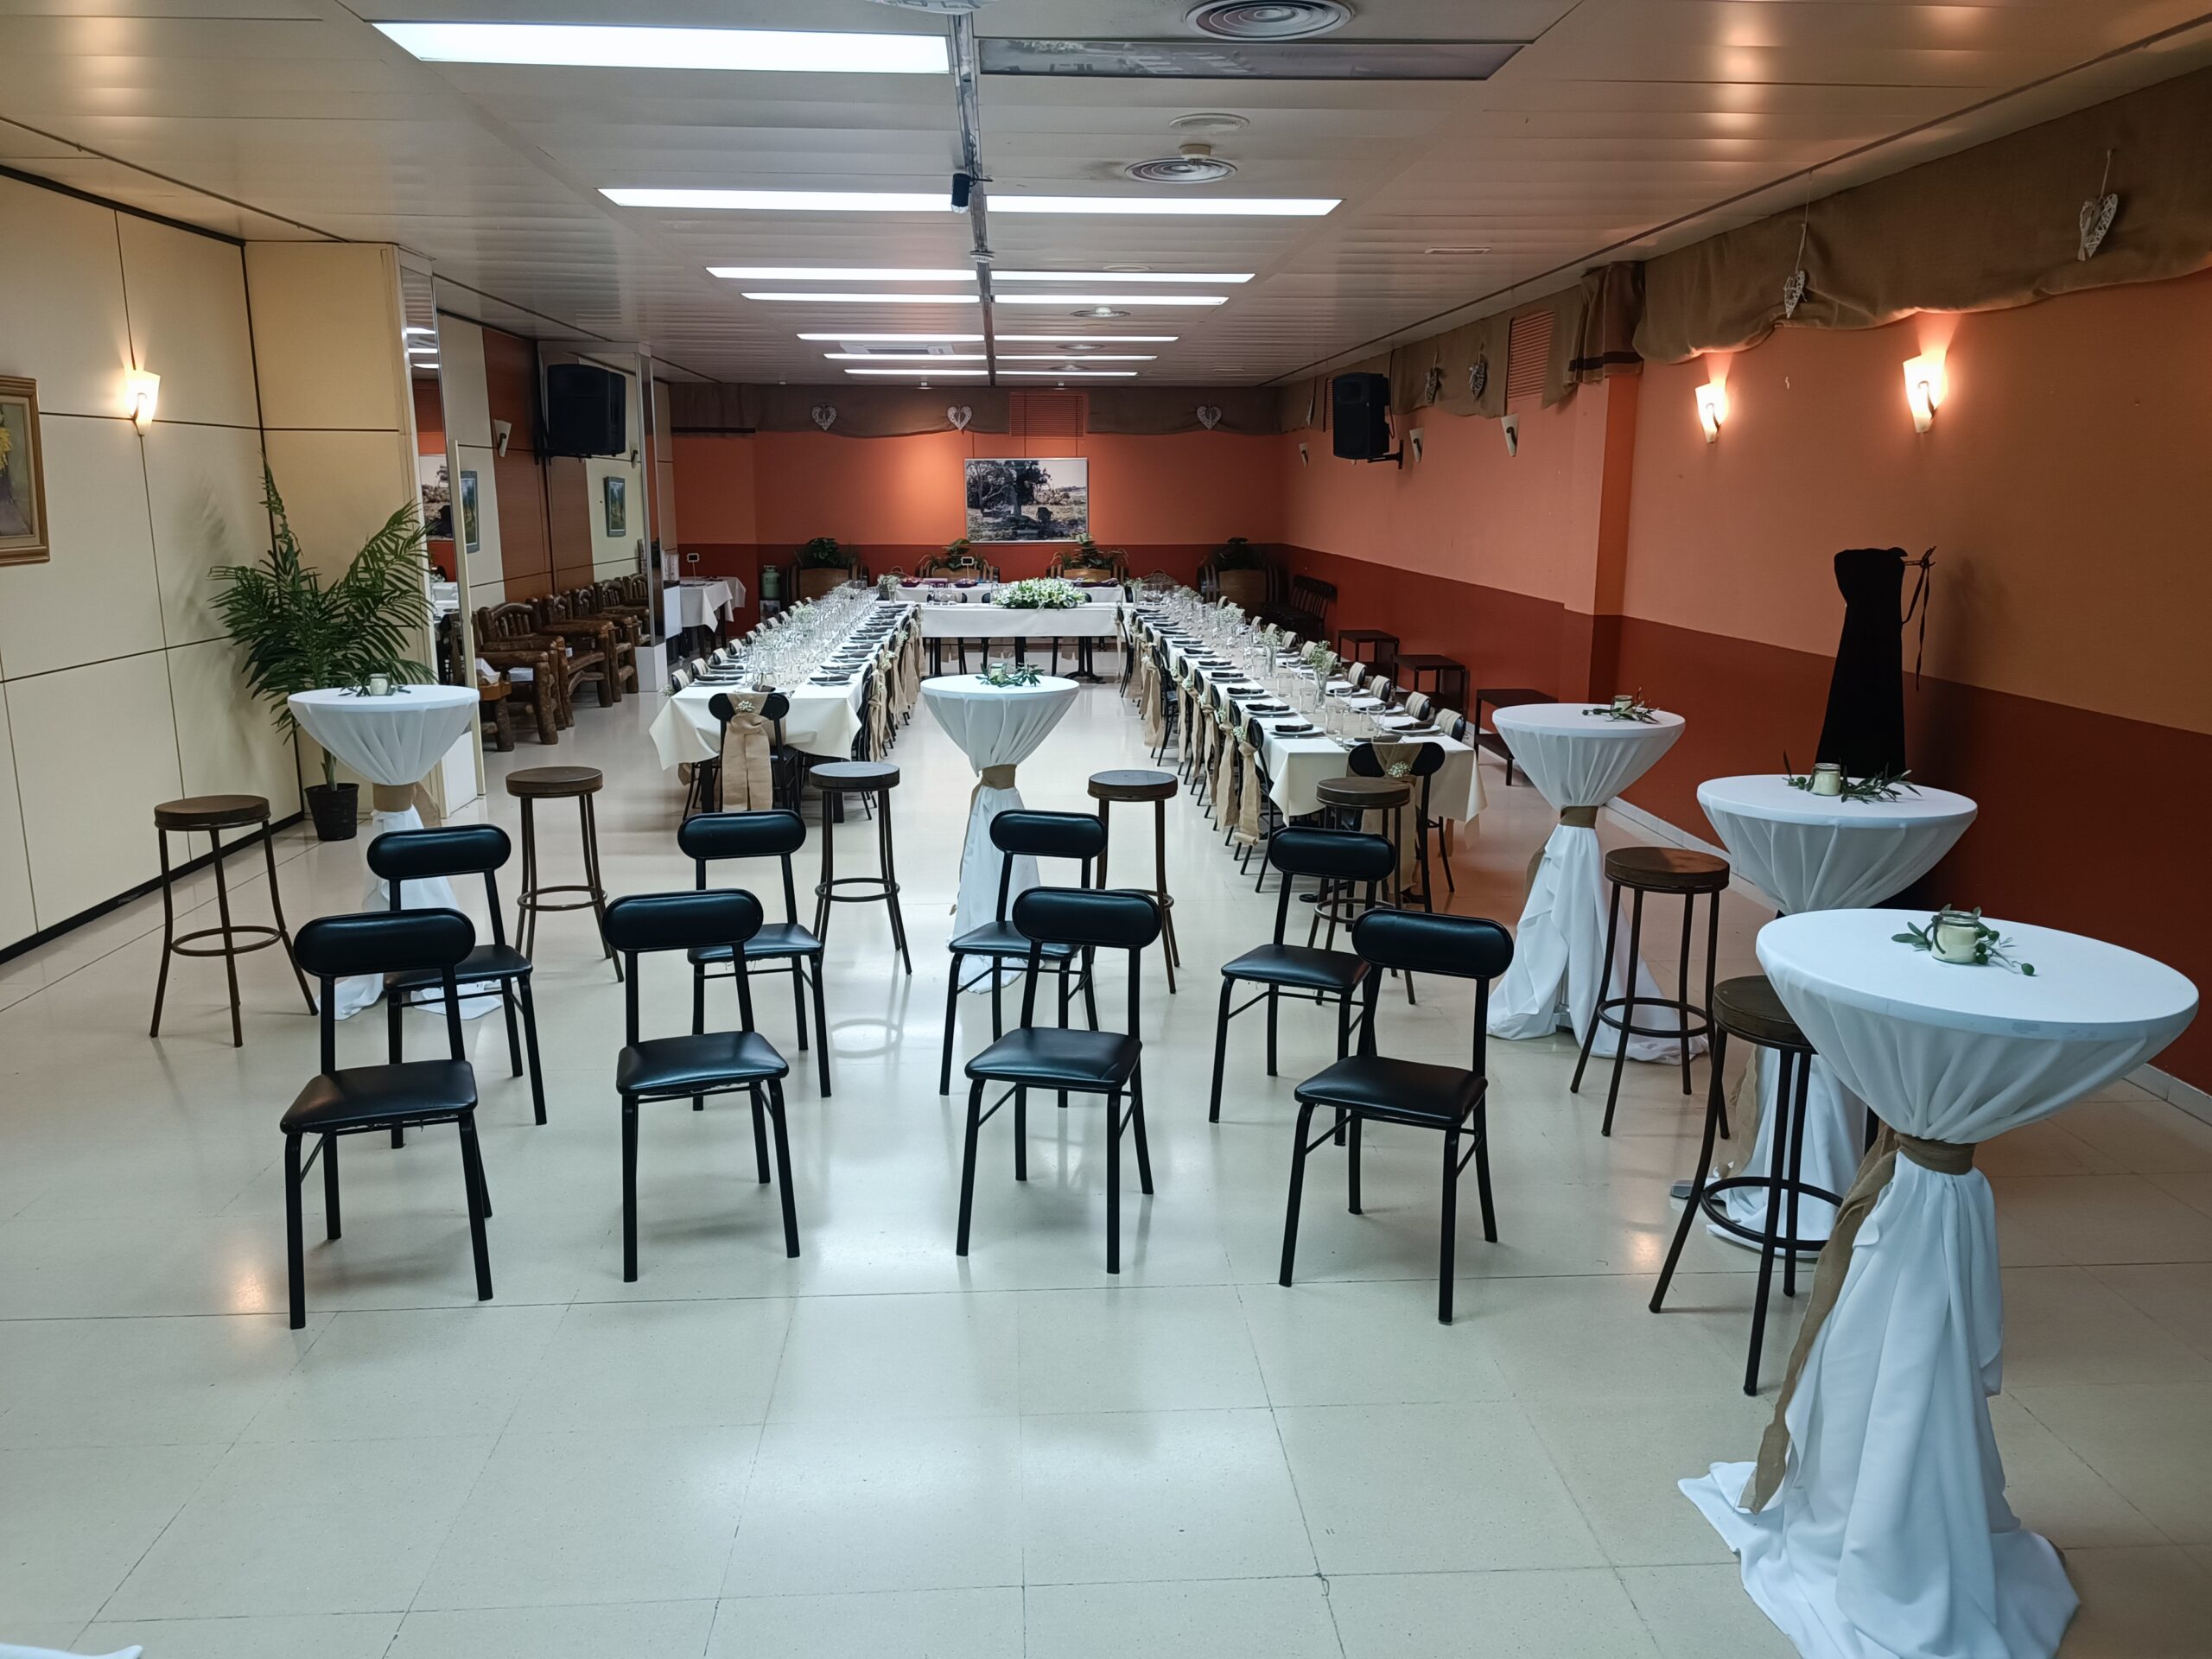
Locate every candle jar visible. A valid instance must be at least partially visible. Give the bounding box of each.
[1933,909,1985,965]
[365,673,392,697]
[1611,693,1635,716]
[1809,761,1845,797]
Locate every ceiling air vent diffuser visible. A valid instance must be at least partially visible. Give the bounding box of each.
[1187,2,1352,39]
[1122,143,1237,184]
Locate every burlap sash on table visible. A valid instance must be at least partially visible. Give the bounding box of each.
[1527,804,1602,893]
[1745,1128,1979,1512]
[718,701,777,810]
[370,782,439,821]
[1236,735,1264,845]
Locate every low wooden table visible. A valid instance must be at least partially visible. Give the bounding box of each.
[1336,627,1399,666]
[1473,686,1554,786]
[1396,652,1469,709]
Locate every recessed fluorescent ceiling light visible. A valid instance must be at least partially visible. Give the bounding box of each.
[1000,370,1139,378]
[823,352,988,360]
[1001,269,1250,283]
[798,334,1178,343]
[996,353,1155,360]
[746,291,1220,307]
[844,367,989,376]
[997,294,1224,307]
[798,334,983,342]
[605,188,1333,216]
[375,23,946,74]
[741,292,980,305]
[711,266,1252,283]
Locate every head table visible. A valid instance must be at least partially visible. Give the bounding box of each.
[1697,773,1979,1242]
[1686,909,2195,1659]
[648,605,915,769]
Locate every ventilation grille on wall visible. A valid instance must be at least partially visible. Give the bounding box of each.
[1505,311,1553,408]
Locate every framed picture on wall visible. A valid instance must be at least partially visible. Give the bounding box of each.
[459,469,480,554]
[602,474,626,537]
[417,454,453,540]
[0,375,50,566]
[965,456,1088,543]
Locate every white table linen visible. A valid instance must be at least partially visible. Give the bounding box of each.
[1686,909,2196,1659]
[648,607,910,768]
[1698,774,1980,1243]
[287,686,486,1020]
[919,673,1081,989]
[663,578,736,636]
[918,602,1122,640]
[1487,702,1692,1061]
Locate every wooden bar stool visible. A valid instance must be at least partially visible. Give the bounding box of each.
[506,766,620,980]
[1087,768,1181,993]
[808,760,912,975]
[1571,845,1727,1134]
[1650,975,1840,1394]
[150,794,314,1046]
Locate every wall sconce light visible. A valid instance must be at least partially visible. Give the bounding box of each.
[493,419,512,458]
[1297,442,1309,467]
[1408,427,1424,463]
[1694,381,1727,443]
[1500,412,1520,457]
[1903,353,1945,433]
[126,369,160,432]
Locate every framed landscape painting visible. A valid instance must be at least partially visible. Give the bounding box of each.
[603,474,626,537]
[0,376,49,565]
[966,456,1088,543]
[459,468,480,554]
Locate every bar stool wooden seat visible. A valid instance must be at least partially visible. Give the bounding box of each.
[150,793,314,1046]
[1571,844,1727,1134]
[1087,768,1181,992]
[807,760,912,975]
[1311,775,1415,944]
[1650,974,1840,1394]
[505,766,620,980]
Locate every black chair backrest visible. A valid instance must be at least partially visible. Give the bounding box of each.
[1012,886,1160,1035]
[989,810,1105,926]
[708,690,791,725]
[1349,741,1445,779]
[296,910,474,1073]
[368,824,513,948]
[680,809,805,923]
[604,889,766,1046]
[1264,828,1390,946]
[1351,909,1514,1073]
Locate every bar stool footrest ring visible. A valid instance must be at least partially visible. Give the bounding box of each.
[1691,1173,1843,1255]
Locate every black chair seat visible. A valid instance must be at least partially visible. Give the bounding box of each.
[688,922,824,966]
[283,1060,478,1133]
[1222,942,1367,995]
[949,920,1077,960]
[388,944,531,991]
[1295,1056,1485,1128]
[618,1031,790,1096]
[966,1027,1141,1090]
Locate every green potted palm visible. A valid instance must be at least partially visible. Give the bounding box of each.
[212,470,432,841]
[1210,537,1269,609]
[797,535,858,600]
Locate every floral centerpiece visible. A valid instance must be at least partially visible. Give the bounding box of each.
[977,661,1043,688]
[994,576,1084,611]
[1300,641,1339,680]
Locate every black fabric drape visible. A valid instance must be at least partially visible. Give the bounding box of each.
[1815,548,1916,776]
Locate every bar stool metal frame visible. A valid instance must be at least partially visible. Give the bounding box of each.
[1649,975,1840,1394]
[680,809,833,1096]
[507,766,621,981]
[1087,768,1182,993]
[807,760,912,976]
[1306,778,1418,1003]
[1570,845,1727,1135]
[149,794,313,1046]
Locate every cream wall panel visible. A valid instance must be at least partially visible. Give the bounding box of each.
[143,419,268,649]
[454,442,503,598]
[0,175,130,421]
[436,316,492,449]
[0,413,162,680]
[260,427,420,586]
[11,652,182,930]
[0,686,37,944]
[118,215,257,430]
[164,636,297,812]
[245,242,405,433]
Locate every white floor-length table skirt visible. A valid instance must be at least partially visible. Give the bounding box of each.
[648,606,912,767]
[288,685,486,1019]
[1486,702,1694,1061]
[919,673,1081,991]
[1698,774,1978,1241]
[1685,910,2196,1659]
[917,602,1121,641]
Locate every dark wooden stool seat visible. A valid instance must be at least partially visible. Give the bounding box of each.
[1315,776,1412,812]
[1652,973,1839,1395]
[505,766,619,979]
[149,793,314,1046]
[1395,652,1468,709]
[1087,769,1180,991]
[1312,778,1417,949]
[809,761,911,974]
[1335,628,1398,666]
[1572,842,1727,1134]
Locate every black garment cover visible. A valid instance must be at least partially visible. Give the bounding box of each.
[1816,547,1915,777]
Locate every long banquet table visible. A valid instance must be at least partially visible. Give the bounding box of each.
[648,604,914,768]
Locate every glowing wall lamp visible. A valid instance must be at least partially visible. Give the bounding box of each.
[126,368,160,431]
[1694,381,1727,443]
[1902,353,1945,434]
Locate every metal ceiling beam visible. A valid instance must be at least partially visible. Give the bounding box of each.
[947,12,1000,388]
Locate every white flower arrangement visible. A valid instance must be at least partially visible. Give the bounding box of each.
[993,577,1084,611]
[1300,642,1338,679]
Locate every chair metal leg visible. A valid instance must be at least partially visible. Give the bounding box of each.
[1569,879,1624,1095]
[1129,1066,1154,1195]
[1472,1116,1497,1242]
[1599,890,1647,1137]
[149,830,176,1038]
[321,1133,340,1238]
[1106,1084,1122,1274]
[1265,988,1278,1076]
[1783,1053,1812,1300]
[621,1095,639,1281]
[1707,893,1726,1136]
[938,957,963,1096]
[878,789,912,975]
[518,976,547,1125]
[1677,892,1698,1096]
[207,827,245,1048]
[284,1131,307,1329]
[810,958,832,1096]
[1279,1101,1316,1289]
[956,1078,985,1255]
[581,793,621,982]
[1745,1050,1792,1395]
[790,957,809,1052]
[768,1080,799,1257]
[501,979,523,1078]
[1439,1126,1460,1325]
[1346,1114,1363,1214]
[750,1086,771,1183]
[1208,978,1234,1121]
[263,820,315,1012]
[457,1118,493,1302]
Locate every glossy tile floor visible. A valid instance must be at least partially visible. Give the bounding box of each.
[3,674,2209,1657]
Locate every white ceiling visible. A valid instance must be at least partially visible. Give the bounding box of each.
[3,0,2209,385]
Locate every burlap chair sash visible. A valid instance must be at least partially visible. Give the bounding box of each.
[1211,715,1237,822]
[718,701,777,810]
[1141,654,1166,748]
[1235,736,1265,845]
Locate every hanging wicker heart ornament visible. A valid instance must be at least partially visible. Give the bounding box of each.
[810,404,836,431]
[946,404,974,430]
[1782,269,1808,319]
[1195,405,1223,429]
[1421,365,1444,404]
[1469,358,1489,399]
[2078,192,2118,261]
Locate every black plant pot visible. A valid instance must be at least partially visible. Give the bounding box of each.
[305,782,359,842]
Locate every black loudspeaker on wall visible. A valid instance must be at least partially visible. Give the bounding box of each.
[543,364,628,457]
[1331,372,1395,461]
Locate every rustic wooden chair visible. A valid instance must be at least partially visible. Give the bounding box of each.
[568,587,644,693]
[478,602,598,724]
[528,594,624,706]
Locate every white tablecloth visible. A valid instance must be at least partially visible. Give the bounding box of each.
[918,602,1122,640]
[899,583,1122,605]
[664,579,736,636]
[1686,909,2196,1659]
[919,673,1081,989]
[1487,702,1691,1061]
[648,607,910,767]
[1698,774,1980,1243]
[288,686,484,1020]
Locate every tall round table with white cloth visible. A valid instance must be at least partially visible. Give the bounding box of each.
[919,673,1081,991]
[1698,774,1979,1242]
[287,685,486,1020]
[1486,702,1694,1061]
[1684,909,2196,1659]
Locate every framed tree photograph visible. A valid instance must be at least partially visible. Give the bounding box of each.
[965,456,1088,543]
[602,474,626,537]
[0,376,50,566]
[458,468,480,554]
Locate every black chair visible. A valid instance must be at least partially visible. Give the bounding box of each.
[604,890,796,1282]
[1349,740,1446,908]
[282,910,490,1330]
[957,887,1160,1274]
[1211,829,1391,1122]
[1148,642,1180,766]
[680,810,831,1096]
[938,810,1101,1096]
[1279,909,1513,1324]
[370,825,546,1128]
[697,690,796,817]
